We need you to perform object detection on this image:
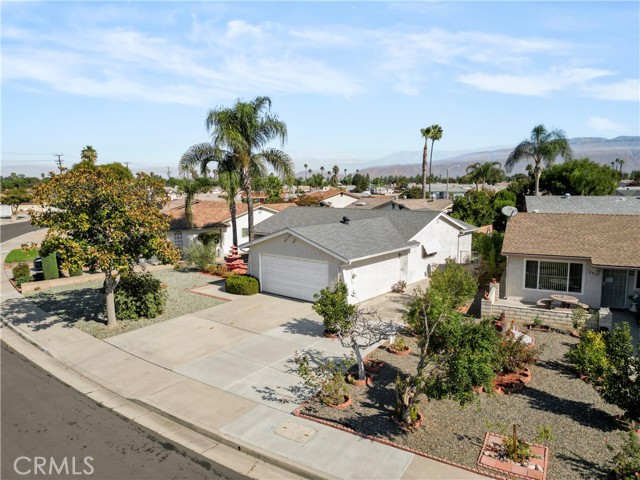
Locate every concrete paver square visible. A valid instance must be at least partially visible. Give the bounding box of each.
[142,379,256,431]
[220,405,320,458]
[175,351,267,390]
[262,317,326,347]
[220,335,300,367]
[224,366,315,412]
[294,426,414,480]
[106,314,251,369]
[400,455,486,479]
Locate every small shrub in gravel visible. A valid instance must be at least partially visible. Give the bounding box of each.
[566,330,609,383]
[114,272,167,320]
[185,241,217,271]
[609,429,640,479]
[13,262,31,279]
[313,279,355,334]
[496,335,542,374]
[225,274,259,295]
[295,353,353,406]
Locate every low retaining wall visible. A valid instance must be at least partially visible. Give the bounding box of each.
[480,299,574,330]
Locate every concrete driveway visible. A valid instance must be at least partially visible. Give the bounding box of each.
[106,280,401,412]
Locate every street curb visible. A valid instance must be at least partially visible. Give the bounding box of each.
[0,320,326,480]
[131,398,335,480]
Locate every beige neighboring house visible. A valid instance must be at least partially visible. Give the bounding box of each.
[304,188,361,208]
[163,201,295,257]
[501,213,640,309]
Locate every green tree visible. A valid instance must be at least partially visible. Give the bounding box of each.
[176,176,212,228]
[30,168,180,328]
[539,158,618,195]
[428,257,478,309]
[505,124,572,196]
[80,145,98,164]
[1,187,32,220]
[420,124,444,199]
[491,190,517,232]
[450,190,496,227]
[179,142,240,246]
[307,173,325,189]
[465,162,504,190]
[312,279,356,334]
[506,174,534,211]
[351,173,370,193]
[206,96,293,241]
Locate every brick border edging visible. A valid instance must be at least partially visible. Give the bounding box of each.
[291,403,504,480]
[184,287,232,302]
[477,432,548,480]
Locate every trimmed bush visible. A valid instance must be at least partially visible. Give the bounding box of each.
[566,330,609,383]
[42,252,59,280]
[185,240,217,271]
[69,267,83,277]
[225,274,259,295]
[114,272,167,320]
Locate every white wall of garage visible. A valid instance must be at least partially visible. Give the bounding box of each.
[342,251,408,304]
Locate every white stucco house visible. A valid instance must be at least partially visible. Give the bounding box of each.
[304,188,361,208]
[245,208,476,303]
[501,212,640,309]
[163,201,295,257]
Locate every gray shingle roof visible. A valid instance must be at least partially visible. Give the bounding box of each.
[254,207,442,241]
[526,195,640,215]
[290,217,414,261]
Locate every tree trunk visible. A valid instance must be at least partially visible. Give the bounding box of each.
[396,377,418,423]
[351,337,366,380]
[428,139,435,198]
[229,197,238,247]
[422,141,428,200]
[243,169,255,241]
[104,272,121,329]
[534,163,541,196]
[185,196,193,228]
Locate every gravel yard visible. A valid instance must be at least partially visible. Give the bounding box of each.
[298,330,628,480]
[23,269,225,339]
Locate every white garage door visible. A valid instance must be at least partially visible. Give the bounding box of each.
[261,254,330,301]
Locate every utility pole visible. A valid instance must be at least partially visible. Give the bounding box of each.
[124,162,131,171]
[166,167,171,179]
[54,154,64,171]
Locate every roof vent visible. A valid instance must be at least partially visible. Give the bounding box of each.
[355,202,366,206]
[341,216,350,225]
[561,193,571,199]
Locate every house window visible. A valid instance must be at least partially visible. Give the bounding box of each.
[524,260,583,293]
[241,228,249,237]
[174,232,184,251]
[636,271,640,289]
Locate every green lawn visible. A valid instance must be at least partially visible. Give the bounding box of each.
[24,268,225,339]
[5,248,39,263]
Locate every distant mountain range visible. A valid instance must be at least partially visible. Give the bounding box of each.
[354,136,640,179]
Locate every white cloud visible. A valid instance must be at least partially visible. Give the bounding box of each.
[587,116,629,134]
[585,79,640,102]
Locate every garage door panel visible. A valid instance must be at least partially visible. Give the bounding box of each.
[261,254,330,302]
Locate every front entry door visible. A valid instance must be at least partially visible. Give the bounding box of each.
[601,269,628,308]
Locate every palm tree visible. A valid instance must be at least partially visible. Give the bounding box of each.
[176,175,211,229]
[618,158,625,174]
[206,96,293,241]
[420,125,444,199]
[304,163,308,180]
[505,124,572,196]
[320,166,325,180]
[332,165,340,185]
[80,145,97,164]
[179,142,240,245]
[465,162,503,190]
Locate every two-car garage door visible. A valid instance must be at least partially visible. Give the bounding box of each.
[260,254,330,302]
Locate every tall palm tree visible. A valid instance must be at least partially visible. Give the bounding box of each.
[176,175,212,229]
[465,161,503,190]
[505,124,572,196]
[179,142,240,245]
[80,145,97,164]
[206,96,293,241]
[304,163,308,180]
[618,158,625,173]
[320,166,325,180]
[420,125,444,199]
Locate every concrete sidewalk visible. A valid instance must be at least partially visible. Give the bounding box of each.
[1,230,487,480]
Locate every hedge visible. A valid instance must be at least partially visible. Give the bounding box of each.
[225,274,259,295]
[42,253,59,280]
[114,272,167,320]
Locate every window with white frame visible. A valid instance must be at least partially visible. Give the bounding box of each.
[524,260,583,293]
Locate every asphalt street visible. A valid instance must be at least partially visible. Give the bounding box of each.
[0,221,43,244]
[0,341,242,480]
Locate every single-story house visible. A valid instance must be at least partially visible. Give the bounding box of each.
[164,201,295,257]
[245,208,476,302]
[501,213,640,309]
[383,198,454,213]
[616,186,640,197]
[526,195,640,215]
[349,196,395,209]
[303,188,361,208]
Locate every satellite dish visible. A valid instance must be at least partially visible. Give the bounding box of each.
[501,206,518,217]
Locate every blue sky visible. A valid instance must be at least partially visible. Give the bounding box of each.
[2,1,639,177]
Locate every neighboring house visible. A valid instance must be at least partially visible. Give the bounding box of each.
[164,187,180,201]
[240,191,269,204]
[370,185,395,195]
[501,213,640,309]
[246,208,476,302]
[349,196,395,209]
[304,188,361,208]
[381,198,454,213]
[422,183,473,200]
[164,201,295,257]
[526,195,640,215]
